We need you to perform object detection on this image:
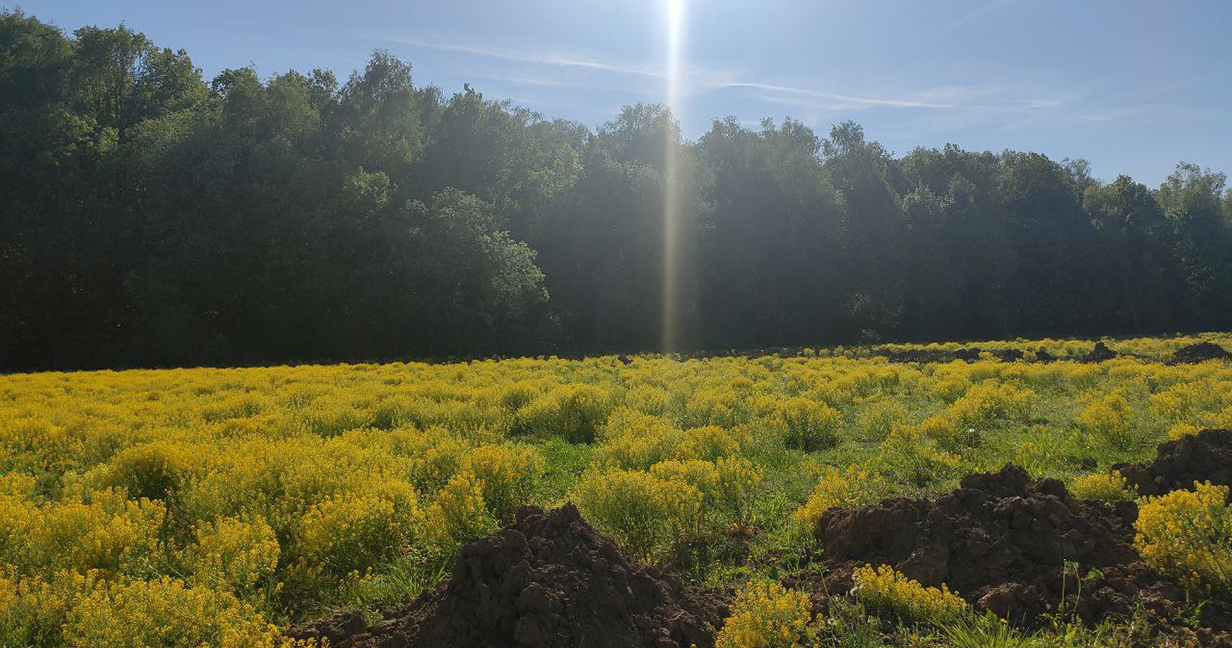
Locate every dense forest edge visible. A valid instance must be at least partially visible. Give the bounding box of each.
[3,10,1232,372]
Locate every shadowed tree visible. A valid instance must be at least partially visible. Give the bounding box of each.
[1,11,1229,371]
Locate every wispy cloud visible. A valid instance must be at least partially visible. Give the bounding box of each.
[1014,98,1062,109]
[948,0,1025,31]
[372,33,976,110]
[376,35,663,79]
[1077,105,1157,123]
[720,82,955,109]
[368,33,1066,119]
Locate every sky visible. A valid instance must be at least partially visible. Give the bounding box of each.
[12,0,1231,186]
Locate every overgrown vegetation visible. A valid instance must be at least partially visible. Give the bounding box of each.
[1,334,1231,646]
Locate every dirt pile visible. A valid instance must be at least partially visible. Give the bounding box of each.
[879,347,1049,364]
[1082,341,1118,362]
[292,503,726,648]
[1171,342,1232,364]
[813,465,1217,629]
[880,347,999,364]
[1113,429,1232,498]
[881,348,966,363]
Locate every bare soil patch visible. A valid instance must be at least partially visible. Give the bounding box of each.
[800,464,1231,643]
[1171,342,1232,364]
[290,503,727,648]
[1113,428,1232,499]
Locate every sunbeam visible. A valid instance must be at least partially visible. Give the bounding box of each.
[662,0,684,353]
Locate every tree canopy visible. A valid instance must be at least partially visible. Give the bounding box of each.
[3,11,1231,371]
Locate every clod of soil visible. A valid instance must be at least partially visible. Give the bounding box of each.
[811,464,1229,635]
[1171,342,1232,364]
[880,347,1037,364]
[990,348,1025,362]
[1113,429,1232,499]
[880,347,999,364]
[1082,341,1118,362]
[291,503,726,648]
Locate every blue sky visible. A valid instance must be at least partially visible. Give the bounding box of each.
[13,0,1231,186]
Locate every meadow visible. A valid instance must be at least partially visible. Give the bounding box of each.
[2,333,1231,647]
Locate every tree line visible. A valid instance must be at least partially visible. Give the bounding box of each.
[3,11,1231,371]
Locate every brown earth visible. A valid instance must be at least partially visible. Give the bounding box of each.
[880,347,1013,364]
[1082,341,1118,362]
[878,346,1094,364]
[1171,342,1232,364]
[1113,429,1232,499]
[804,464,1231,642]
[289,434,1232,647]
[290,503,727,648]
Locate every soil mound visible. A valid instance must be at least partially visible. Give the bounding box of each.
[1171,342,1232,364]
[881,349,963,363]
[293,503,726,648]
[881,347,991,364]
[1113,429,1232,499]
[1082,341,1118,362]
[814,465,1202,627]
[991,348,1025,362]
[880,347,1035,364]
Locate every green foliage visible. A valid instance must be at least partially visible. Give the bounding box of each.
[572,468,702,561]
[715,580,817,648]
[0,336,1230,645]
[1075,393,1134,450]
[422,472,496,556]
[1134,482,1232,595]
[3,9,1232,369]
[939,613,1048,648]
[460,443,545,521]
[293,480,421,582]
[517,385,612,443]
[66,576,286,648]
[1070,471,1135,503]
[852,564,967,623]
[791,466,881,540]
[774,397,842,451]
[185,515,280,600]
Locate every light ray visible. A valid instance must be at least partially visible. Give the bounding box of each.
[662,0,684,353]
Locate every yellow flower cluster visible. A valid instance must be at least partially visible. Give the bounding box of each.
[461,443,545,521]
[877,427,962,487]
[854,400,908,442]
[1149,378,1232,430]
[715,580,817,648]
[851,564,968,623]
[791,466,881,537]
[68,576,283,648]
[773,398,843,451]
[0,334,1229,644]
[293,478,420,581]
[1070,471,1134,503]
[1134,482,1232,595]
[186,515,281,598]
[422,471,496,555]
[647,456,763,525]
[1075,392,1133,450]
[572,468,702,560]
[0,488,164,577]
[516,383,611,442]
[0,569,321,648]
[946,379,1035,430]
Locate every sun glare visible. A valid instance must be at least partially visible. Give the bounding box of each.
[662,0,684,352]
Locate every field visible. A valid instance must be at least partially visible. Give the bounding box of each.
[2,334,1232,647]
